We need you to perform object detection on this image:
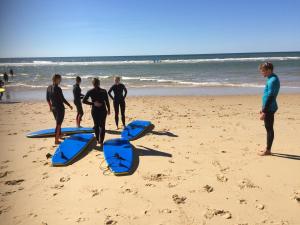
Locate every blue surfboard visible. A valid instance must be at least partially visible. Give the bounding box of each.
[121,120,153,141]
[52,133,94,166]
[103,138,134,175]
[26,127,94,138]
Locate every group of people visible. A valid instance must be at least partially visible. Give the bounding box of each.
[46,62,280,156]
[46,75,127,146]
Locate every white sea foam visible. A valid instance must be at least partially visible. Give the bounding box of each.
[1,56,299,66]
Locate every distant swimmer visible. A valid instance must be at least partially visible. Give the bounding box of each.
[73,76,85,128]
[46,74,73,145]
[258,62,280,156]
[9,69,14,80]
[3,72,8,83]
[108,76,127,129]
[82,78,110,146]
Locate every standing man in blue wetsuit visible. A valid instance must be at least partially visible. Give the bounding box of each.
[258,62,280,156]
[108,76,127,129]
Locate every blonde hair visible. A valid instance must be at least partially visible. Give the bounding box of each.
[259,62,274,72]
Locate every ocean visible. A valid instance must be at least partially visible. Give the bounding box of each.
[0,52,300,101]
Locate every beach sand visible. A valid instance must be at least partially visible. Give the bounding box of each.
[0,94,299,225]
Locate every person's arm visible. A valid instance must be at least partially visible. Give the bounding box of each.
[262,78,276,113]
[123,84,127,99]
[46,87,52,111]
[105,90,110,114]
[59,87,72,109]
[108,86,114,100]
[82,91,93,106]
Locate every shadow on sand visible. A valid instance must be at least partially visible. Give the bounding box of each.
[125,145,172,175]
[271,152,300,161]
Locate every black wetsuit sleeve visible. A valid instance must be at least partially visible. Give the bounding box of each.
[105,90,110,112]
[108,85,114,100]
[82,90,93,106]
[58,87,71,107]
[46,87,50,102]
[123,84,127,99]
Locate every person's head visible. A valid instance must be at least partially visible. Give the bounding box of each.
[76,76,81,84]
[92,78,100,87]
[52,74,62,85]
[114,76,121,84]
[259,62,274,77]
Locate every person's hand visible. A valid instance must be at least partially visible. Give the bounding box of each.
[69,105,73,110]
[94,101,102,108]
[260,111,265,120]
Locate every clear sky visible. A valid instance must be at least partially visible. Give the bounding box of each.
[0,0,299,58]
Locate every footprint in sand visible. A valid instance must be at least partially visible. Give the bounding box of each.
[159,209,172,214]
[203,185,214,193]
[42,172,49,180]
[238,178,258,189]
[59,176,70,183]
[291,190,300,203]
[238,199,247,204]
[255,203,265,210]
[172,194,186,204]
[2,191,16,196]
[105,216,117,225]
[0,171,12,178]
[216,174,228,182]
[143,173,167,182]
[145,183,156,187]
[0,206,11,215]
[203,208,232,219]
[51,184,64,190]
[5,179,25,185]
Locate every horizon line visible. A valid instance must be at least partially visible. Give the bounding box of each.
[1,50,300,59]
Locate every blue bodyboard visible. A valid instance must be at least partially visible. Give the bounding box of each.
[52,133,94,166]
[103,138,134,175]
[121,120,153,141]
[27,127,94,138]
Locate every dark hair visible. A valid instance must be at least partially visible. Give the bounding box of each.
[52,74,62,83]
[76,76,81,82]
[259,62,274,72]
[92,78,100,87]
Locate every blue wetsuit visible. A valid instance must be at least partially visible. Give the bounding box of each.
[262,73,280,151]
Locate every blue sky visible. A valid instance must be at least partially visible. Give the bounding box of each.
[0,0,299,57]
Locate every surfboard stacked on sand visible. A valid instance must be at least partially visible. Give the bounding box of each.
[26,120,154,174]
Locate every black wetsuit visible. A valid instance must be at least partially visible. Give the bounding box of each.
[82,87,110,143]
[46,84,70,125]
[3,73,8,83]
[73,84,84,115]
[108,83,127,127]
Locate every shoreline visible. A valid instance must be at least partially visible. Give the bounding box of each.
[1,86,300,102]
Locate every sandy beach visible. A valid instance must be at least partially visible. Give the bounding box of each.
[0,94,300,225]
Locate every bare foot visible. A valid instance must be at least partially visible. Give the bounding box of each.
[258,149,271,156]
[55,141,61,145]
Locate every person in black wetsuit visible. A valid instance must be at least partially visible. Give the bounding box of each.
[3,72,8,83]
[108,76,127,129]
[46,74,73,145]
[73,76,84,127]
[82,78,110,146]
[9,69,14,80]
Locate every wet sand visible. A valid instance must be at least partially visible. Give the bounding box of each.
[0,95,300,225]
